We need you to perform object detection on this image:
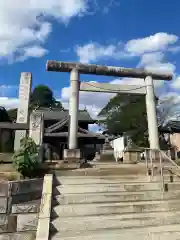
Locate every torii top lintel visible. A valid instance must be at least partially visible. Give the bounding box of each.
[46,60,172,81]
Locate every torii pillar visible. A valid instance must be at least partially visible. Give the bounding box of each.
[63,68,81,163]
[46,61,172,164]
[145,76,159,149]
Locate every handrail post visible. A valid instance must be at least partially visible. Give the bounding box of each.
[150,149,154,181]
[145,149,149,179]
[159,150,165,193]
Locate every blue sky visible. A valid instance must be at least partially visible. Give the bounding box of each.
[0,0,180,126]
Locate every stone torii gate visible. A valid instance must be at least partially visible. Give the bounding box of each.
[46,61,172,162]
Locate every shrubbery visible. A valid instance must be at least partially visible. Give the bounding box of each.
[12,137,42,178]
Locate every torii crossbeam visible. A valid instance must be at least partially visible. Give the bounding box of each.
[46,61,172,80]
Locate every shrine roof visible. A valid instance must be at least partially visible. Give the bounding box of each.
[45,122,105,139]
[44,132,105,139]
[36,108,96,123]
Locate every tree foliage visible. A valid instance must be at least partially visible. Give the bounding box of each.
[7,84,64,120]
[98,94,158,147]
[7,108,17,122]
[30,85,64,109]
[98,92,180,148]
[0,107,14,152]
[0,107,11,122]
[12,137,42,178]
[157,95,180,127]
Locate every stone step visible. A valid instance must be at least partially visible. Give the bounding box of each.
[50,224,180,239]
[51,211,180,233]
[52,199,180,217]
[52,168,178,176]
[53,190,180,204]
[53,166,147,176]
[91,161,173,168]
[55,182,180,194]
[55,175,180,185]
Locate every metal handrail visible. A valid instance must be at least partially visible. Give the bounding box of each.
[159,150,180,169]
[159,150,164,193]
[143,147,180,192]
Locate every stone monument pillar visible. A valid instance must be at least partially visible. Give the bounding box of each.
[14,72,32,151]
[29,112,44,145]
[29,112,44,162]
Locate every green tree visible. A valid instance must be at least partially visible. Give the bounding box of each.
[98,93,178,148]
[98,94,154,147]
[7,108,17,122]
[0,107,14,152]
[30,85,64,109]
[0,107,11,122]
[8,85,64,120]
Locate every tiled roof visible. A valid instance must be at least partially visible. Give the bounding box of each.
[35,108,96,122]
[45,116,69,133]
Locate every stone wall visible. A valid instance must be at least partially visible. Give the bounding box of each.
[0,178,43,240]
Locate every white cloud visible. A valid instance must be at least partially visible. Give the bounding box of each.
[168,46,180,53]
[75,32,179,70]
[132,53,176,90]
[138,52,175,75]
[138,52,173,72]
[139,52,164,66]
[17,45,48,62]
[111,77,164,88]
[0,0,88,62]
[159,92,180,105]
[23,45,48,58]
[171,76,180,89]
[75,42,131,63]
[137,52,175,85]
[145,62,176,75]
[0,97,19,109]
[125,32,178,55]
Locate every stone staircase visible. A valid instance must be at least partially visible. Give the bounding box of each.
[49,162,180,239]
